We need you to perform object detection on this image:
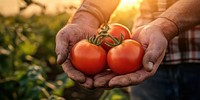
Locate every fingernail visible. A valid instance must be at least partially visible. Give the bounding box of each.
[57,55,62,64]
[147,62,153,71]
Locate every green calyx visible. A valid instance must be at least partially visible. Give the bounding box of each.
[99,24,110,35]
[86,24,110,46]
[105,33,124,47]
[86,34,106,46]
[100,24,125,47]
[87,24,124,47]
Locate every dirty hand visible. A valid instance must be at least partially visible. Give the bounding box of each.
[55,12,100,89]
[94,24,168,88]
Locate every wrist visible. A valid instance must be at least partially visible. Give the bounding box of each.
[150,17,179,41]
[69,11,100,29]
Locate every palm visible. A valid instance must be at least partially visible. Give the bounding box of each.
[94,25,168,88]
[56,23,98,89]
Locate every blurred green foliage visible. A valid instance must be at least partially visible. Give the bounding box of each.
[0,14,72,100]
[100,88,129,100]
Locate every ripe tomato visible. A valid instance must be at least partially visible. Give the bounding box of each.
[101,23,131,51]
[107,39,144,74]
[70,40,107,76]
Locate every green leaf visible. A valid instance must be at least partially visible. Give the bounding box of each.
[19,40,38,55]
[100,88,129,100]
[111,94,123,100]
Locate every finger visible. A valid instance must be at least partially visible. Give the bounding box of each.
[94,69,112,80]
[109,69,150,88]
[143,37,167,72]
[131,26,145,40]
[79,77,94,89]
[56,29,69,65]
[152,49,166,73]
[94,71,117,88]
[62,60,86,83]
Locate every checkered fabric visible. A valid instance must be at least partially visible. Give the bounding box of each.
[134,0,200,64]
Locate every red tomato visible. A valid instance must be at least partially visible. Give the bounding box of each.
[70,40,107,76]
[101,23,131,51]
[107,39,144,74]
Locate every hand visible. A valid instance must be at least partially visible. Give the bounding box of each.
[56,23,98,89]
[94,24,168,88]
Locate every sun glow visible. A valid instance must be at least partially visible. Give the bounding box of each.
[117,0,141,10]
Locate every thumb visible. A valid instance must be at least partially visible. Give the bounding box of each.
[142,40,166,72]
[55,30,69,65]
[143,53,154,72]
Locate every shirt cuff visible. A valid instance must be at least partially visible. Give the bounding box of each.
[76,3,105,25]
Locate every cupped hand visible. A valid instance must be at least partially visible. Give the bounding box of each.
[94,24,168,88]
[56,23,98,89]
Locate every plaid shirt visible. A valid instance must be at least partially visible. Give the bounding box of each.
[134,0,200,64]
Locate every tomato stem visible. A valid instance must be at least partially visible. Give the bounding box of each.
[105,33,124,47]
[87,34,108,46]
[86,24,125,46]
[99,24,110,35]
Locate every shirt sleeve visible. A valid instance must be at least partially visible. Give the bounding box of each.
[133,0,155,29]
[78,0,120,24]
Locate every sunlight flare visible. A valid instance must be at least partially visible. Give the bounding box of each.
[118,0,141,10]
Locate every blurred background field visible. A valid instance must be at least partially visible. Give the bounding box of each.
[0,0,140,99]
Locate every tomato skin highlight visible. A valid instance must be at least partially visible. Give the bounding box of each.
[101,23,131,51]
[70,40,107,76]
[107,39,144,74]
